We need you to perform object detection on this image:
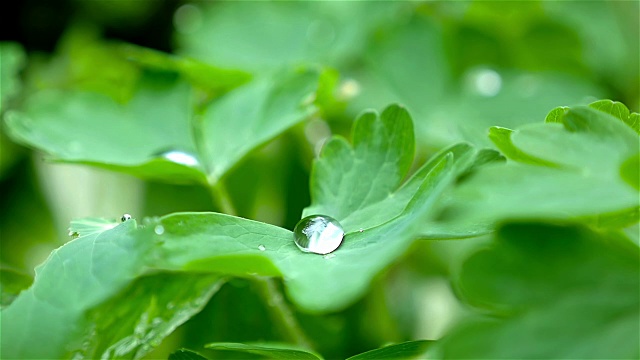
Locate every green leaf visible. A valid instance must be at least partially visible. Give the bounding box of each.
[68,217,120,238]
[304,104,495,238]
[5,68,319,185]
[487,126,557,167]
[443,223,640,358]
[176,2,404,72]
[169,349,211,360]
[0,267,33,309]
[1,221,154,359]
[448,105,639,227]
[346,340,434,360]
[1,105,483,359]
[73,273,223,359]
[206,343,321,360]
[589,99,639,134]
[117,43,251,95]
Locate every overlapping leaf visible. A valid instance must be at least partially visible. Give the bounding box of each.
[443,223,639,358]
[446,102,640,227]
[1,105,493,359]
[4,49,319,185]
[200,340,434,360]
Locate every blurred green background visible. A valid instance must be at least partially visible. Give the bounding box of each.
[1,1,638,358]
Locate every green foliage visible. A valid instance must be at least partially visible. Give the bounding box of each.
[447,103,639,227]
[442,223,639,358]
[1,2,639,360]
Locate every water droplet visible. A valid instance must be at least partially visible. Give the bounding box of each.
[293,215,344,255]
[69,231,79,239]
[166,302,175,310]
[323,253,336,259]
[258,245,266,251]
[121,213,132,222]
[154,225,165,235]
[465,68,502,97]
[359,228,364,233]
[156,150,200,167]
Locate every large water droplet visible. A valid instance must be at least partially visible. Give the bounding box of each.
[293,215,344,255]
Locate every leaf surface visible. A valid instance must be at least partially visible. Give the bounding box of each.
[346,340,434,360]
[447,105,639,227]
[5,65,319,185]
[443,223,640,358]
[206,343,321,360]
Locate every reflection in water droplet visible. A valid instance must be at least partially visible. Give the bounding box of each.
[465,68,502,97]
[293,215,344,255]
[157,150,200,167]
[258,245,266,251]
[121,213,132,222]
[154,225,165,235]
[174,4,203,34]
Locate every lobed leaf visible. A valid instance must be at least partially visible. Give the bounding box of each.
[447,104,640,227]
[443,223,640,358]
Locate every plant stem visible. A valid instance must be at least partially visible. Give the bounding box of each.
[255,277,313,350]
[208,181,237,216]
[207,182,312,350]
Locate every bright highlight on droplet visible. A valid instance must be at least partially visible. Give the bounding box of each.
[158,150,200,167]
[466,68,502,97]
[154,225,165,235]
[293,215,344,255]
[258,245,266,251]
[121,214,132,222]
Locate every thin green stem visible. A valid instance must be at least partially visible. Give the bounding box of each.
[255,277,313,350]
[207,182,312,349]
[208,181,237,216]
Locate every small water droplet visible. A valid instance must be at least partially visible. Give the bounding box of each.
[166,302,175,310]
[121,214,132,222]
[154,225,165,235]
[359,228,364,233]
[156,150,200,167]
[69,230,79,238]
[323,253,336,259]
[465,68,502,97]
[258,245,266,251]
[293,215,344,255]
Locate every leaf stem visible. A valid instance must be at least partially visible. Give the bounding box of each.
[208,181,312,350]
[254,277,313,350]
[208,181,237,216]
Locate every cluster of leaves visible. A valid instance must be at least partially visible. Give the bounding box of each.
[1,2,639,359]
